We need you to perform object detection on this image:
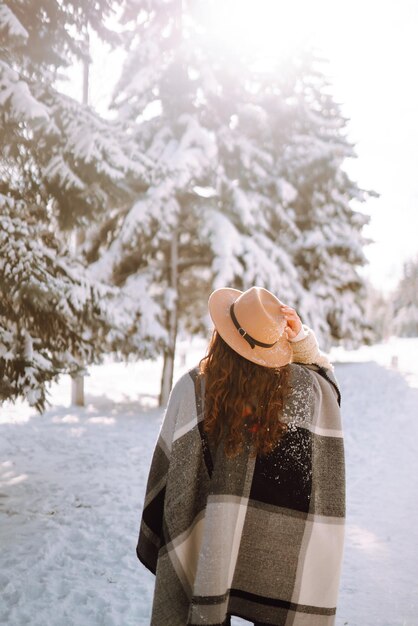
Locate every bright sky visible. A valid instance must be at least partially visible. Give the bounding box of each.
[72,0,418,295]
[316,0,418,294]
[199,0,418,294]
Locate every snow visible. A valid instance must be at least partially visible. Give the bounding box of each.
[1,337,418,625]
[231,186,256,228]
[0,61,49,123]
[203,209,244,287]
[0,4,28,41]
[277,178,298,205]
[145,114,218,189]
[43,154,85,191]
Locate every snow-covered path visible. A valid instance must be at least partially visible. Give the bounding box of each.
[336,360,418,626]
[1,340,417,626]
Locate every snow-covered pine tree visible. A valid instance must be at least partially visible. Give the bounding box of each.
[264,51,377,349]
[200,50,377,350]
[362,279,392,342]
[0,193,112,411]
[93,0,306,403]
[392,255,418,337]
[0,0,156,409]
[88,1,375,401]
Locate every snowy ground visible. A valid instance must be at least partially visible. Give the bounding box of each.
[1,336,418,626]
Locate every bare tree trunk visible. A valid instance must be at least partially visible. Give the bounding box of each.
[82,36,89,106]
[71,374,85,405]
[71,34,89,407]
[159,230,179,406]
[71,227,86,407]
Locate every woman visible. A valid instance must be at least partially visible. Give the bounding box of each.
[137,286,345,626]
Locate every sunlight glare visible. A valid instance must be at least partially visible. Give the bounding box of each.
[197,0,326,67]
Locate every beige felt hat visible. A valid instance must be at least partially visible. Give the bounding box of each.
[208,286,292,368]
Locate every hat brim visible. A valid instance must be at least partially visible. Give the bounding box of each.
[208,288,292,368]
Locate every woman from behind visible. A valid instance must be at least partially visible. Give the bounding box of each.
[137,286,345,626]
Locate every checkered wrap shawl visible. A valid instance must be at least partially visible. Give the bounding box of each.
[137,362,345,626]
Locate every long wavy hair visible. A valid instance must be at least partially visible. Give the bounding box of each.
[199,330,290,458]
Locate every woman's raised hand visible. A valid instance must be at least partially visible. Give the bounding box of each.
[279,304,303,340]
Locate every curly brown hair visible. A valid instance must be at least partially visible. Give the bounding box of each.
[199,330,290,458]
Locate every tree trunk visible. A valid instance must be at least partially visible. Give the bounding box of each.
[159,4,184,407]
[71,37,89,407]
[71,373,85,406]
[70,228,86,407]
[159,230,179,406]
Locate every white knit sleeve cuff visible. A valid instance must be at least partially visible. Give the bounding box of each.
[289,325,307,343]
[290,325,334,371]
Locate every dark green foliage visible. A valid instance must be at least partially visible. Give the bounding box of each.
[0,0,153,409]
[0,193,111,410]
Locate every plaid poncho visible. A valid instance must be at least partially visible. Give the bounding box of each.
[137,362,345,626]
